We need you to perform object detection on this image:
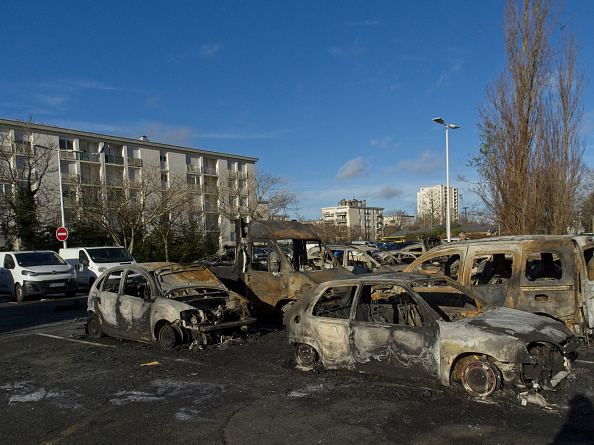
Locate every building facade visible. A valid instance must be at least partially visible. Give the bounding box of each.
[416,184,459,225]
[0,118,258,247]
[321,199,384,240]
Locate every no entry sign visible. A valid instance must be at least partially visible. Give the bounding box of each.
[56,227,69,242]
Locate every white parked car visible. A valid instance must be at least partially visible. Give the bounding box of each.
[0,251,78,302]
[59,246,136,290]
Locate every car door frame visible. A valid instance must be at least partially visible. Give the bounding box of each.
[348,282,440,379]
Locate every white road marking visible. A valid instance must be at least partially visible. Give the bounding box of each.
[576,359,594,365]
[36,333,116,347]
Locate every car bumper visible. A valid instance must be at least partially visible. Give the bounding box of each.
[186,317,258,333]
[23,278,78,296]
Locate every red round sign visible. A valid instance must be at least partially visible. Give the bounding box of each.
[56,227,69,242]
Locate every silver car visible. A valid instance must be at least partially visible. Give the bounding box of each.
[285,273,578,397]
[86,262,256,349]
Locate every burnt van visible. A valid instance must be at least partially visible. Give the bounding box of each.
[404,235,594,340]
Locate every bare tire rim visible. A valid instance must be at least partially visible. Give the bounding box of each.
[159,325,177,349]
[296,344,317,369]
[461,361,498,397]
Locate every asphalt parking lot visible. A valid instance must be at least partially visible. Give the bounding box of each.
[1,298,594,444]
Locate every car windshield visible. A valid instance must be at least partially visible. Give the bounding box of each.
[86,247,134,263]
[14,252,66,267]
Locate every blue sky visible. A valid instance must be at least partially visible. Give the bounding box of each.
[2,1,593,220]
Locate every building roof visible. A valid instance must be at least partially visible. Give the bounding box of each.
[0,118,258,162]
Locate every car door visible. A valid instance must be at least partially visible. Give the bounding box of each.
[116,270,153,340]
[244,241,289,311]
[307,284,357,367]
[0,254,16,294]
[349,283,439,379]
[95,269,123,334]
[464,245,521,307]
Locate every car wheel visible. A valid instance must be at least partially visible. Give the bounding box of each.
[461,360,500,397]
[86,314,104,338]
[295,343,318,370]
[15,284,25,303]
[158,323,179,350]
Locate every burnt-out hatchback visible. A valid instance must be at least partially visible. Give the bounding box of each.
[86,262,256,349]
[285,273,578,397]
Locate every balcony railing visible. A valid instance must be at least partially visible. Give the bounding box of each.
[128,157,142,167]
[204,203,219,213]
[186,164,200,173]
[60,151,79,161]
[203,167,218,176]
[238,171,248,179]
[80,152,100,163]
[204,186,219,195]
[105,154,125,165]
[187,184,202,193]
[61,173,80,184]
[228,170,238,177]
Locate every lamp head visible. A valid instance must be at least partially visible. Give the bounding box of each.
[432,117,445,125]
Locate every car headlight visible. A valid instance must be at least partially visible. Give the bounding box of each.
[21,270,37,276]
[180,310,202,326]
[98,267,107,273]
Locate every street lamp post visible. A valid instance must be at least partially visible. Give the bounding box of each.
[432,117,459,242]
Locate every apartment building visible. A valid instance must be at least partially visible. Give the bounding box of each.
[416,184,459,225]
[322,199,384,240]
[0,118,258,246]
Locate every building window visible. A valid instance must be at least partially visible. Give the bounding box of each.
[59,138,74,151]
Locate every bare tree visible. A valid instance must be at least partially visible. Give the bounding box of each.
[0,118,58,249]
[417,193,442,230]
[473,0,586,235]
[217,168,297,221]
[151,177,195,262]
[79,162,191,254]
[384,209,410,233]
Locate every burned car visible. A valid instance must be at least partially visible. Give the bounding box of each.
[285,273,578,397]
[404,235,594,339]
[86,262,256,349]
[205,219,353,317]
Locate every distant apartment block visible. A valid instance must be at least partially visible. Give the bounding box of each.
[322,199,384,240]
[0,118,258,247]
[417,185,459,225]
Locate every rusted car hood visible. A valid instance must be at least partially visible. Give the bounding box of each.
[458,307,575,348]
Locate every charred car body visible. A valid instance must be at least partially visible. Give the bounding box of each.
[285,273,578,397]
[205,220,353,317]
[404,235,594,340]
[86,262,256,349]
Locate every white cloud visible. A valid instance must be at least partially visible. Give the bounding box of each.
[335,157,369,180]
[141,123,193,146]
[370,136,394,149]
[397,150,442,174]
[370,186,403,200]
[199,43,223,57]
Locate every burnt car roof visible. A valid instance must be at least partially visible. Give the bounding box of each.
[248,220,321,240]
[431,234,594,247]
[301,271,488,305]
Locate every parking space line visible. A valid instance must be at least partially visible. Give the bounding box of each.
[36,333,116,348]
[576,359,594,365]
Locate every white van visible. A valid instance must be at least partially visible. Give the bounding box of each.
[0,251,78,302]
[59,246,136,290]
